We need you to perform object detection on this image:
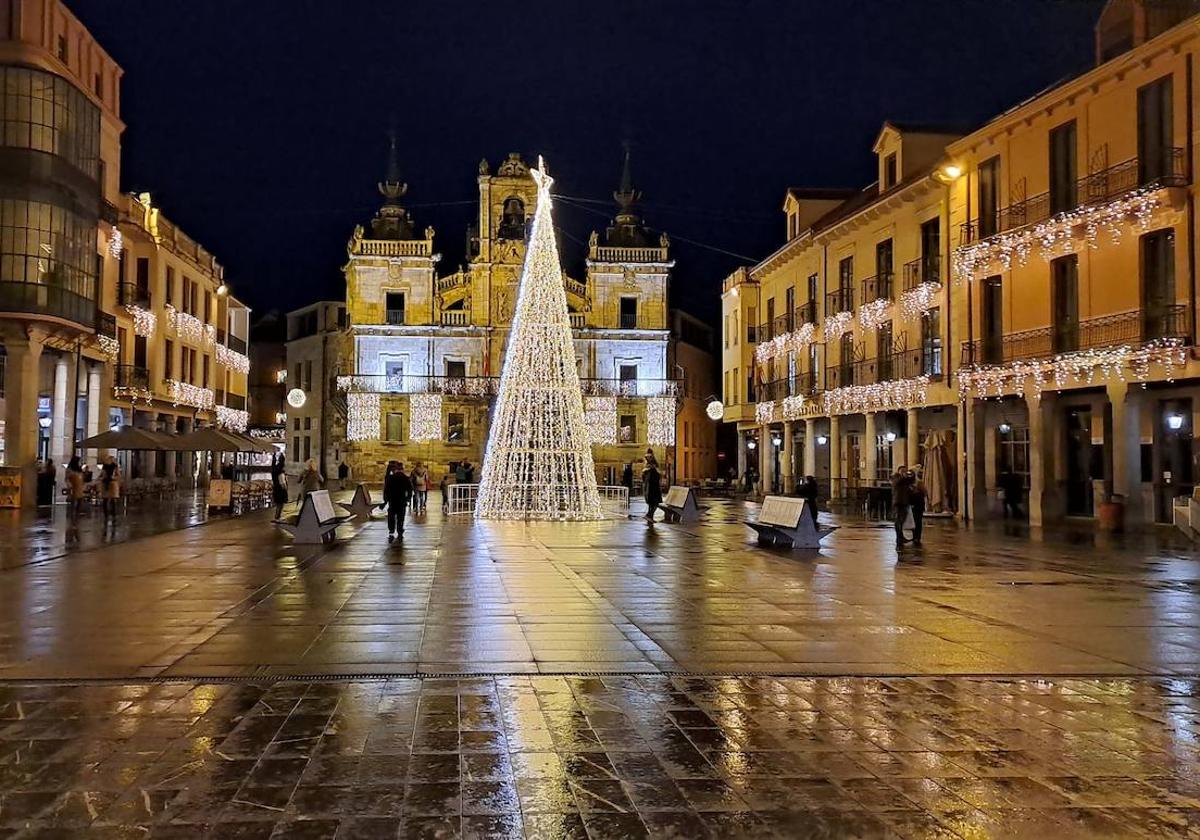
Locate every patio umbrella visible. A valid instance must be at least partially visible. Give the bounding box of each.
[230,432,277,453]
[921,429,956,514]
[175,427,262,452]
[77,426,179,451]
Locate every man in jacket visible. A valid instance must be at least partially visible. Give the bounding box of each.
[382,460,414,540]
[892,466,914,548]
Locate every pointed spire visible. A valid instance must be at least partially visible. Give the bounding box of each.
[378,120,407,205]
[368,121,415,240]
[613,140,641,221]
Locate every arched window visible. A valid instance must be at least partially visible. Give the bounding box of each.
[497,197,526,239]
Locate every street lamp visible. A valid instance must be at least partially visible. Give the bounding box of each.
[884,431,897,443]
[816,434,828,446]
[1167,413,1186,431]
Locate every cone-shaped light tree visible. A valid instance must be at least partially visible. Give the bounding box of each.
[476,157,604,521]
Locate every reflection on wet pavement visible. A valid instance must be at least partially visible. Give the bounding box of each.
[1,675,1199,838]
[1,500,1199,679]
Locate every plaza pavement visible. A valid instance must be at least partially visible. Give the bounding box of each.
[3,499,1200,838]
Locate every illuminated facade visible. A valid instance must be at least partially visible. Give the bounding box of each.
[723,0,1200,526]
[333,148,680,485]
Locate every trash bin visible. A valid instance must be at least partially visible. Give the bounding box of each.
[1098,493,1126,532]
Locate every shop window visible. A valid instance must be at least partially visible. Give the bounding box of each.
[447,412,465,443]
[997,425,1031,488]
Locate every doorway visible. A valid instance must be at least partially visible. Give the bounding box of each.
[1065,407,1095,516]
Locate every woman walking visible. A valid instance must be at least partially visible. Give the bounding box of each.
[271,454,289,519]
[65,456,85,519]
[642,457,663,523]
[440,472,450,513]
[909,467,927,547]
[100,456,121,524]
[411,462,429,513]
[300,459,323,504]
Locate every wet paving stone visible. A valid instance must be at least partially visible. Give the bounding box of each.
[0,675,1194,836]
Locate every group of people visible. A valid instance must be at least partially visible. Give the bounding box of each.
[891,465,927,548]
[39,456,123,523]
[380,460,434,540]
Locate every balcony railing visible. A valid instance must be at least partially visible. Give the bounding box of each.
[756,372,819,403]
[95,310,116,338]
[224,392,247,410]
[337,374,681,398]
[960,148,1188,244]
[385,309,405,326]
[902,255,942,290]
[441,310,469,326]
[113,364,149,395]
[961,304,1191,366]
[569,312,585,328]
[826,286,854,315]
[118,281,151,308]
[0,281,97,328]
[355,238,433,257]
[227,333,247,354]
[861,272,894,304]
[852,349,923,384]
[825,363,857,390]
[797,301,817,326]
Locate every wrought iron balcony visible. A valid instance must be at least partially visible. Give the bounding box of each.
[961,304,1190,366]
[960,148,1188,244]
[117,281,151,308]
[825,363,856,389]
[0,281,97,329]
[797,301,817,326]
[902,255,942,290]
[853,348,923,384]
[113,364,149,396]
[861,272,894,304]
[756,372,820,403]
[826,286,854,315]
[385,308,405,326]
[95,310,117,338]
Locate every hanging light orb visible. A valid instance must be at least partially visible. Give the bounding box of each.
[706,400,724,421]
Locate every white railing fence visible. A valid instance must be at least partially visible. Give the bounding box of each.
[446,483,629,518]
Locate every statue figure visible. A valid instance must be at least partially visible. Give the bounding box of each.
[589,231,598,250]
[660,231,670,249]
[478,158,490,176]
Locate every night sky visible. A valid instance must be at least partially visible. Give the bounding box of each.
[69,0,1103,327]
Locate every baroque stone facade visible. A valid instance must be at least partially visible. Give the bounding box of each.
[333,149,679,487]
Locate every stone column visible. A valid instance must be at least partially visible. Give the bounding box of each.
[49,355,68,470]
[781,420,794,493]
[86,363,102,465]
[864,412,878,486]
[1026,388,1057,527]
[906,407,921,471]
[3,331,44,506]
[736,430,747,481]
[964,397,988,520]
[803,418,817,480]
[1108,380,1143,524]
[829,414,842,498]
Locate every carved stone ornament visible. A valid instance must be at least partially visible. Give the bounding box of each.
[388,263,402,279]
[497,153,529,177]
[589,231,598,249]
[479,158,490,175]
[660,231,670,248]
[623,267,638,287]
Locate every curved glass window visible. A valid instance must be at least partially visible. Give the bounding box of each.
[0,66,100,180]
[0,198,97,302]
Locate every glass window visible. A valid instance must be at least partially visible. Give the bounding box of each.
[0,67,100,179]
[445,360,466,379]
[921,308,943,377]
[619,414,637,443]
[385,292,405,325]
[0,198,99,312]
[620,297,638,329]
[385,412,403,442]
[447,412,465,443]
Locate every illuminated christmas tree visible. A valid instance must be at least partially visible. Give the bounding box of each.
[476,157,604,521]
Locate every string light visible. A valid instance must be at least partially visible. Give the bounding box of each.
[585,396,617,444]
[476,157,604,521]
[754,322,816,364]
[128,305,156,338]
[822,310,854,340]
[215,406,248,432]
[758,375,930,422]
[954,188,1163,282]
[858,298,892,331]
[166,380,215,410]
[108,226,123,259]
[756,401,779,424]
[959,340,1187,398]
[346,392,380,441]
[647,397,676,445]
[216,343,250,374]
[900,282,942,318]
[165,304,217,347]
[409,393,443,441]
[97,335,119,360]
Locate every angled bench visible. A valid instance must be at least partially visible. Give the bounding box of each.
[275,489,353,544]
[746,495,833,549]
[661,485,707,524]
[339,483,377,519]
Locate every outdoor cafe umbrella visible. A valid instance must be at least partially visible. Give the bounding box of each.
[921,429,956,514]
[77,425,181,451]
[174,427,263,452]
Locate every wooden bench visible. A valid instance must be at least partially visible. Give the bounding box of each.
[339,483,377,519]
[660,485,707,524]
[275,489,353,544]
[746,495,831,549]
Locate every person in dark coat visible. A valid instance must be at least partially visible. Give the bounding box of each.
[271,454,289,519]
[621,463,634,491]
[892,466,914,548]
[381,460,413,540]
[800,475,820,528]
[643,459,663,522]
[998,469,1024,519]
[909,467,926,547]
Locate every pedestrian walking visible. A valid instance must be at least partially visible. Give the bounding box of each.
[800,475,820,528]
[271,454,289,519]
[642,458,662,522]
[998,469,1024,519]
[440,473,450,513]
[66,456,85,519]
[100,456,121,523]
[909,467,927,547]
[621,463,633,491]
[463,460,475,483]
[300,459,323,504]
[381,460,413,541]
[411,462,430,512]
[891,465,914,548]
[36,458,56,507]
[337,460,350,490]
[455,461,468,483]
